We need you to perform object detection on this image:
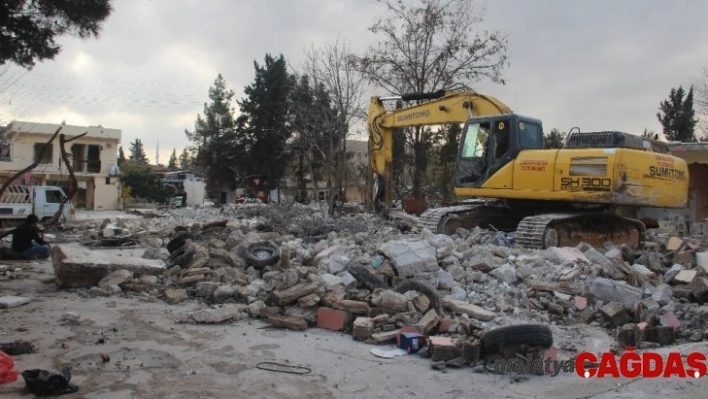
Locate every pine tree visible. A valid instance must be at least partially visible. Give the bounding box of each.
[118,146,126,167]
[657,85,698,142]
[1,0,113,69]
[168,149,177,170]
[128,139,149,165]
[234,53,294,195]
[544,129,565,148]
[185,74,237,185]
[179,149,191,170]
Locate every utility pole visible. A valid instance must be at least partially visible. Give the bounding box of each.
[156,139,160,165]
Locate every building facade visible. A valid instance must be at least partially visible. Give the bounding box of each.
[0,121,122,210]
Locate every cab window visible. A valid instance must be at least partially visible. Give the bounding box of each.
[46,190,63,203]
[518,121,544,149]
[461,122,489,158]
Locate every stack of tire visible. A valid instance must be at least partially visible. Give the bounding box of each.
[166,232,196,268]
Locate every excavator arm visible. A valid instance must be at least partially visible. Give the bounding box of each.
[368,89,513,204]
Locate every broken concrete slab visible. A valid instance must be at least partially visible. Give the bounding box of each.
[674,270,697,284]
[587,277,643,309]
[183,307,242,324]
[51,245,165,288]
[0,295,31,309]
[442,299,496,321]
[378,240,440,277]
[543,247,590,264]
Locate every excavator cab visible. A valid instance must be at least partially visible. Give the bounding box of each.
[454,114,544,187]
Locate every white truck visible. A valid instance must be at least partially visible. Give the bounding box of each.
[0,185,73,227]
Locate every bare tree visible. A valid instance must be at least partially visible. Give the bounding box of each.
[695,66,708,139]
[351,0,509,198]
[295,36,366,215]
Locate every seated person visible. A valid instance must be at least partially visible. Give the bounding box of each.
[0,214,51,260]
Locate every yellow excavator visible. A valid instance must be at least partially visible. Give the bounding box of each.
[368,88,689,250]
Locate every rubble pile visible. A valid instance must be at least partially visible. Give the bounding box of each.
[52,206,708,366]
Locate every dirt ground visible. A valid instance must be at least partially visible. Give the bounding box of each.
[1,247,707,398]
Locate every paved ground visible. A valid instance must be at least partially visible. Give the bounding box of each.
[1,248,706,398]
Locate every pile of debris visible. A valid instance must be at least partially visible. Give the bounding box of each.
[49,205,708,368]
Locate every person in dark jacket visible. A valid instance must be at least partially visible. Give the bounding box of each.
[0,214,51,259]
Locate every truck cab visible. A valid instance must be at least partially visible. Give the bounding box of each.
[0,185,73,227]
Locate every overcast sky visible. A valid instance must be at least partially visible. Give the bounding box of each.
[1,0,707,164]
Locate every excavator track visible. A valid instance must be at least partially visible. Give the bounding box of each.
[515,212,647,251]
[418,201,522,235]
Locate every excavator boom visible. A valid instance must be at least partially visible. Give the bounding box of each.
[368,89,512,204]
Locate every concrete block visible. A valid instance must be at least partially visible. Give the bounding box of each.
[352,317,374,341]
[588,277,643,308]
[429,336,460,362]
[0,296,31,308]
[674,270,697,284]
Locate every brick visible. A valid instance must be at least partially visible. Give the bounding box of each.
[371,330,399,343]
[461,339,481,363]
[689,277,708,302]
[643,326,675,345]
[429,336,460,362]
[438,319,457,332]
[316,307,348,331]
[675,251,694,265]
[666,237,684,251]
[415,309,440,334]
[617,324,642,348]
[674,270,697,284]
[600,302,630,326]
[352,317,374,341]
[266,315,308,331]
[574,296,587,310]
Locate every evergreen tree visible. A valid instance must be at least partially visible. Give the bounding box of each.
[128,138,149,165]
[179,148,192,170]
[168,149,177,170]
[1,0,113,69]
[234,53,294,196]
[544,129,565,148]
[185,74,237,186]
[657,85,698,142]
[117,146,126,167]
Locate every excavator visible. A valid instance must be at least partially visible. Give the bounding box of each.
[368,88,689,250]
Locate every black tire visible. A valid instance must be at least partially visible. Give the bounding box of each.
[394,279,440,313]
[167,232,193,254]
[245,241,280,269]
[167,247,195,268]
[481,324,553,357]
[346,262,384,290]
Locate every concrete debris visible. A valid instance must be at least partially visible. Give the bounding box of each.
[0,295,31,308]
[34,205,707,358]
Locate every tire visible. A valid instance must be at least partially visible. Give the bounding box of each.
[481,324,553,357]
[245,241,280,269]
[167,232,193,254]
[346,262,384,290]
[167,246,195,268]
[394,279,440,313]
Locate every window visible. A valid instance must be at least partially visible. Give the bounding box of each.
[461,123,489,158]
[34,143,53,164]
[45,190,63,203]
[86,145,101,173]
[0,140,10,161]
[318,190,326,201]
[519,122,544,149]
[494,120,511,159]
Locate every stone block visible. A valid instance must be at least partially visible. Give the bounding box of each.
[51,245,165,288]
[588,278,642,309]
[429,336,460,362]
[0,296,30,308]
[378,240,440,277]
[674,270,697,284]
[352,317,374,341]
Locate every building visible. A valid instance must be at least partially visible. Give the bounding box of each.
[277,140,369,204]
[163,170,207,206]
[0,121,122,210]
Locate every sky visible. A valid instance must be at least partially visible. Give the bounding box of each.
[1,0,707,165]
